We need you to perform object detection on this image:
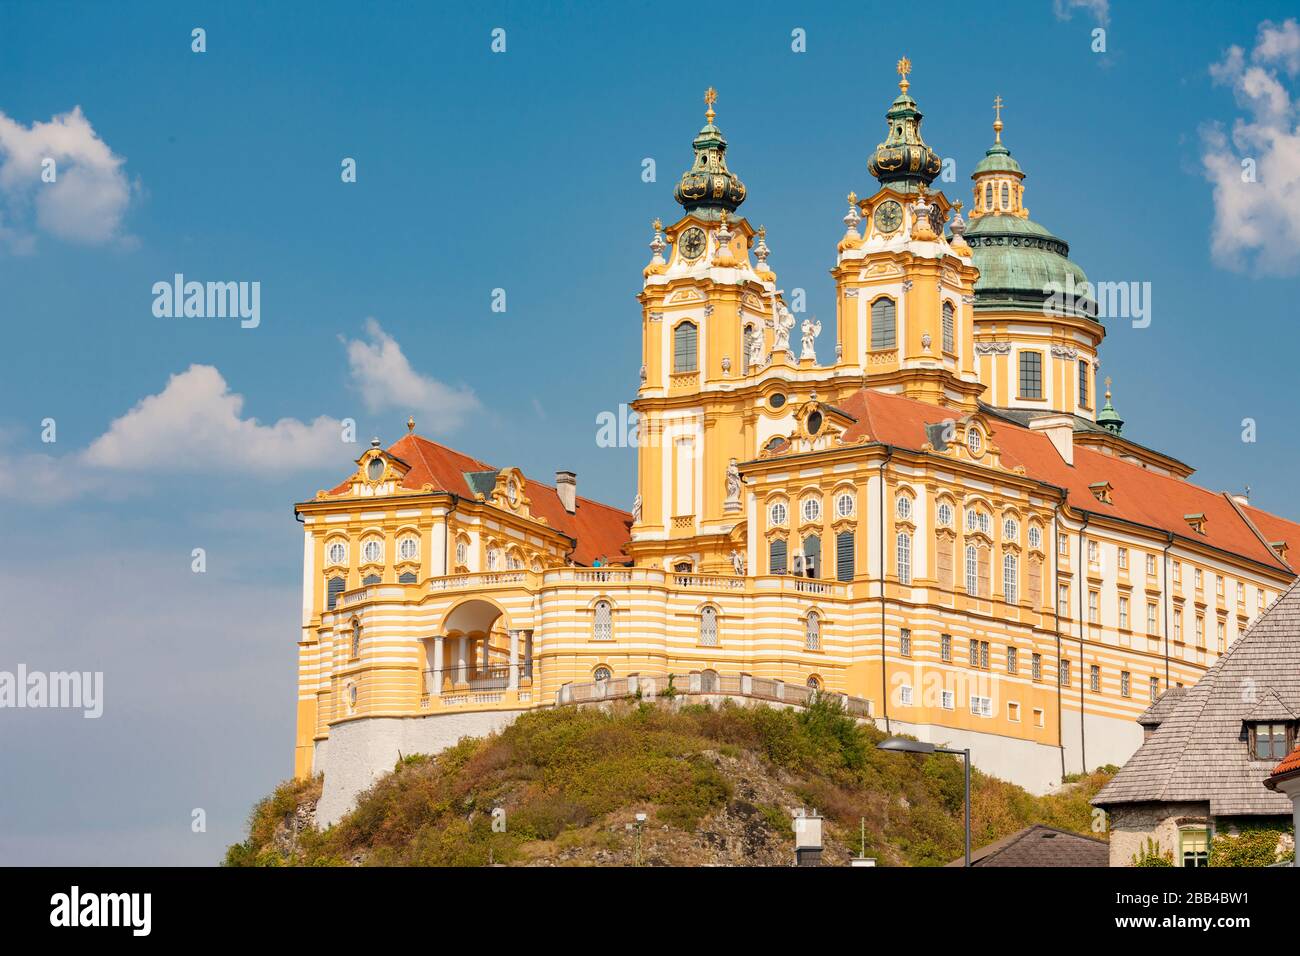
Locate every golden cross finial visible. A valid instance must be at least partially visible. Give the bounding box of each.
[1104,375,1113,399]
[896,56,912,92]
[993,94,1005,143]
[704,86,717,122]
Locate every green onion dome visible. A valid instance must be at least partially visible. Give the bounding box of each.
[673,88,746,220]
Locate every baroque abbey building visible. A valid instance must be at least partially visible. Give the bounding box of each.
[294,64,1300,824]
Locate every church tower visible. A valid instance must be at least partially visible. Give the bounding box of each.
[630,90,783,573]
[966,101,1105,418]
[831,59,983,411]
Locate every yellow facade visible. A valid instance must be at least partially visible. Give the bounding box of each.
[292,70,1298,804]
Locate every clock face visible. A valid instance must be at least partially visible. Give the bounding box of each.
[874,200,903,234]
[680,226,706,261]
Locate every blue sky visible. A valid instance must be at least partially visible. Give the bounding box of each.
[1,1,1297,864]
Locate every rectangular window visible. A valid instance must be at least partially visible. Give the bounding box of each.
[1034,708,1045,728]
[1078,359,1090,409]
[1147,602,1158,634]
[1216,575,1224,597]
[981,641,989,669]
[899,684,913,706]
[1119,596,1129,629]
[835,529,854,583]
[940,633,952,661]
[1087,540,1099,565]
[672,322,698,372]
[1058,533,1069,556]
[1145,553,1156,576]
[1060,659,1071,687]
[1008,702,1021,722]
[1255,723,1290,760]
[1149,676,1160,702]
[900,628,912,657]
[1174,610,1183,642]
[1118,547,1128,570]
[941,689,955,710]
[1259,588,1266,609]
[1121,670,1131,698]
[1172,560,1181,585]
[1237,581,1245,605]
[1089,664,1101,692]
[1194,568,1203,591]
[870,298,896,349]
[1088,589,1099,623]
[896,531,912,585]
[1019,350,1043,399]
[1007,646,1018,675]
[1031,652,1042,681]
[1195,615,1205,647]
[1058,583,1070,617]
[1180,829,1209,868]
[1216,620,1225,652]
[970,695,993,717]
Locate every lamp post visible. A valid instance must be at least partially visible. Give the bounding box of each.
[877,736,971,867]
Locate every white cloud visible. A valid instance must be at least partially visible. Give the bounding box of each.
[82,364,343,472]
[1202,19,1300,276]
[1053,0,1110,27]
[342,318,481,430]
[0,106,133,249]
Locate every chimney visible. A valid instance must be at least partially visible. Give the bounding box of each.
[555,471,577,513]
[1029,415,1075,466]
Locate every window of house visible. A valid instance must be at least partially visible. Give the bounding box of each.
[965,544,979,595]
[836,530,854,582]
[1088,589,1099,623]
[897,531,912,585]
[970,695,993,717]
[1121,670,1131,698]
[1034,708,1045,728]
[770,538,788,574]
[1018,351,1043,399]
[1003,553,1018,603]
[1003,517,1019,540]
[899,684,913,706]
[1031,652,1042,681]
[1061,659,1071,687]
[967,428,983,457]
[1008,701,1020,722]
[326,576,345,610]
[941,633,952,661]
[1149,676,1160,702]
[1119,596,1129,630]
[362,538,383,564]
[807,675,821,691]
[836,492,855,518]
[1180,829,1209,868]
[700,606,719,647]
[1216,575,1224,597]
[941,689,955,710]
[936,501,953,527]
[942,301,955,353]
[1194,568,1203,591]
[455,539,468,567]
[900,628,912,657]
[1028,525,1042,549]
[1000,182,1010,208]
[1007,646,1018,675]
[1078,359,1090,409]
[805,611,821,651]
[327,540,347,565]
[487,547,502,571]
[398,536,418,561]
[593,600,613,641]
[1145,553,1156,575]
[870,297,897,350]
[1058,533,1069,556]
[1089,664,1101,692]
[1253,723,1291,761]
[350,620,361,659]
[1058,583,1070,617]
[1174,610,1183,642]
[896,494,913,520]
[673,321,698,372]
[1216,620,1225,652]
[398,571,417,584]
[803,534,822,578]
[593,666,612,683]
[801,497,822,523]
[1172,561,1181,585]
[361,573,380,586]
[969,639,990,669]
[1087,540,1099,565]
[1118,547,1128,570]
[1237,581,1245,604]
[1147,602,1158,634]
[1195,615,1205,647]
[770,501,788,526]
[984,183,993,209]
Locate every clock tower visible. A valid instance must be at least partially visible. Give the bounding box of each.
[831,60,983,411]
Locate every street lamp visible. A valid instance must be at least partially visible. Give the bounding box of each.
[877,736,972,867]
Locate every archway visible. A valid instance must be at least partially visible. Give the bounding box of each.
[424,599,531,696]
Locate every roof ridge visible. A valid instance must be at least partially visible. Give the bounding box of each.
[1224,491,1293,573]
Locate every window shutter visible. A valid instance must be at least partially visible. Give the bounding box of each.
[327,576,345,609]
[836,530,854,582]
[803,534,821,577]
[770,538,787,574]
[870,298,896,350]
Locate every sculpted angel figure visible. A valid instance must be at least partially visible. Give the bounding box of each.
[769,301,795,353]
[724,458,741,503]
[800,317,821,361]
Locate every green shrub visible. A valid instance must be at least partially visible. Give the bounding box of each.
[1131,837,1174,867]
[1209,828,1288,867]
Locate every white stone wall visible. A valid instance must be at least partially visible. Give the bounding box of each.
[314,710,527,826]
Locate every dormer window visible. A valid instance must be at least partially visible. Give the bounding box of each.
[1184,513,1207,535]
[1089,481,1113,505]
[1271,540,1289,561]
[1251,722,1293,761]
[966,427,983,456]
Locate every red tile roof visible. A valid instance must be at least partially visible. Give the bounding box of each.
[1269,743,1300,782]
[835,389,1294,574]
[327,434,631,567]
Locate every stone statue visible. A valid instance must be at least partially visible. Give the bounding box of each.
[746,326,764,370]
[800,317,821,361]
[730,548,746,576]
[724,458,741,511]
[769,302,795,354]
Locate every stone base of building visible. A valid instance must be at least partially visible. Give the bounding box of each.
[314,710,527,827]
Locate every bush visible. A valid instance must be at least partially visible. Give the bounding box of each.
[1209,828,1288,867]
[1131,837,1173,867]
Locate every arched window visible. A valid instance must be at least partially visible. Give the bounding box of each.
[807,675,822,690]
[327,576,345,610]
[326,539,347,566]
[506,550,524,570]
[673,321,698,372]
[897,531,912,584]
[1028,525,1042,550]
[1000,182,1010,209]
[455,537,469,568]
[398,535,419,561]
[700,606,719,646]
[1004,553,1019,604]
[769,501,788,527]
[870,297,896,350]
[896,494,913,520]
[593,665,612,683]
[835,491,854,518]
[942,301,955,354]
[700,669,719,693]
[350,620,361,658]
[361,537,383,564]
[346,682,358,712]
[937,501,954,527]
[984,183,993,209]
[1003,517,1019,540]
[803,534,821,578]
[800,496,822,523]
[593,600,613,641]
[487,547,502,571]
[805,611,821,651]
[965,544,979,595]
[770,538,788,574]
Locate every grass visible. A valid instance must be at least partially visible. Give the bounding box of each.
[226,696,1114,866]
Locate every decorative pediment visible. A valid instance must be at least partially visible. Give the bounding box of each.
[666,288,705,304]
[318,440,417,499]
[488,466,534,519]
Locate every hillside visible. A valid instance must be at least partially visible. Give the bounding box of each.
[226,698,1114,867]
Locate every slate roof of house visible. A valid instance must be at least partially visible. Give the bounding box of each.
[1093,577,1300,816]
[324,434,632,567]
[944,824,1109,867]
[1137,687,1187,728]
